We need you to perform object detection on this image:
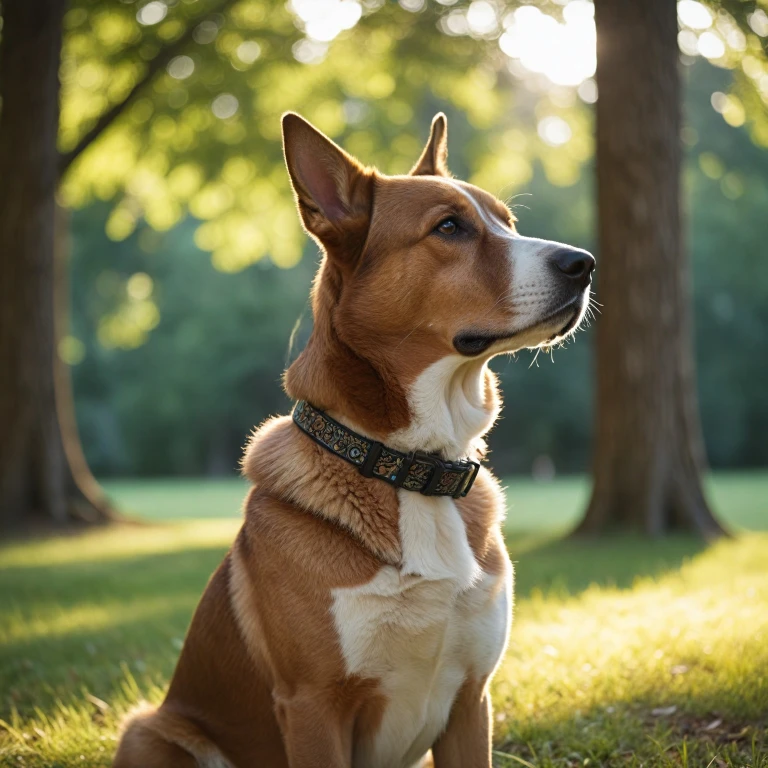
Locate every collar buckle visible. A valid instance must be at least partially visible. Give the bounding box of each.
[457,459,481,498]
[416,453,479,498]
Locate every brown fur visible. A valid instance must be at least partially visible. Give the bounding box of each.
[114,422,508,767]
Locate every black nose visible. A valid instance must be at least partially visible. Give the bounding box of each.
[552,247,596,285]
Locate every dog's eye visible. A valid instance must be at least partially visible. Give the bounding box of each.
[435,218,459,235]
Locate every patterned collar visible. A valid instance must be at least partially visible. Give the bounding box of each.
[292,400,481,499]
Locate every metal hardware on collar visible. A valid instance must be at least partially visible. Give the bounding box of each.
[292,400,482,499]
[458,459,481,498]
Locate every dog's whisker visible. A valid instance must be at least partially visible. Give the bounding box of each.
[503,192,533,205]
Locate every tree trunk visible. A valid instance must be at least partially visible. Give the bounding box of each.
[0,0,113,532]
[578,0,726,538]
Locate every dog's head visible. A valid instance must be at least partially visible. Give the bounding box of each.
[282,112,594,442]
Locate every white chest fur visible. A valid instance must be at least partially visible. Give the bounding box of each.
[331,492,512,768]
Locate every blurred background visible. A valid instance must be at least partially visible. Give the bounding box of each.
[57,0,768,483]
[1,0,768,765]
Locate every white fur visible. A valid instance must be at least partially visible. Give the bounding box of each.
[331,359,511,768]
[504,234,587,339]
[398,492,481,586]
[198,757,234,768]
[387,356,496,459]
[444,179,510,238]
[331,498,511,768]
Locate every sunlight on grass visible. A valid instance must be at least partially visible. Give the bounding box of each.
[1,596,191,646]
[1,482,767,767]
[495,535,768,765]
[0,519,239,569]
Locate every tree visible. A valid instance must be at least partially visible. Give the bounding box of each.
[0,0,99,528]
[576,0,726,537]
[0,0,238,528]
[0,0,765,531]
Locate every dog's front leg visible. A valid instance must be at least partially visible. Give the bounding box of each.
[275,690,352,768]
[431,679,492,768]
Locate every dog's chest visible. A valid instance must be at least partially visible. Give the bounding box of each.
[331,493,511,768]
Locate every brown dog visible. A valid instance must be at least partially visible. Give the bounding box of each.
[113,112,594,768]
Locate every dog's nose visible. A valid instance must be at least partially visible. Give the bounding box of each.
[552,247,595,285]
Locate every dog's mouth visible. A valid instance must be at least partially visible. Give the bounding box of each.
[454,296,585,357]
[547,300,583,341]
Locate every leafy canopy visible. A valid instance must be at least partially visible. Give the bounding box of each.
[56,0,768,272]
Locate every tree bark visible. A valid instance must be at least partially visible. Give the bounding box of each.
[578,0,726,538]
[0,0,112,531]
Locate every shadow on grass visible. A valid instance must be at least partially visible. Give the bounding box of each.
[505,530,707,599]
[0,545,230,715]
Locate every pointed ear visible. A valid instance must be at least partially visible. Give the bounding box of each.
[410,113,449,177]
[282,113,372,254]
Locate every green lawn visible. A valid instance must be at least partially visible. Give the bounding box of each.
[101,471,768,532]
[1,473,767,767]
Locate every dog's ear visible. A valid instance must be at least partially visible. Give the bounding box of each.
[282,113,372,260]
[410,113,449,177]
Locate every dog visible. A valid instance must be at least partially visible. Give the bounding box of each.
[113,112,594,768]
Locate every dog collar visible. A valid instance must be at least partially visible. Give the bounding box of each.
[292,400,481,498]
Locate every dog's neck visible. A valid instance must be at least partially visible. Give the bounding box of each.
[285,271,500,462]
[385,355,499,460]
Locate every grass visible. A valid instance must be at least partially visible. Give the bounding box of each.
[0,473,766,767]
[102,470,768,531]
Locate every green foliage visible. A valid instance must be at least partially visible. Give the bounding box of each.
[710,0,768,145]
[685,61,768,467]
[1,0,764,276]
[0,475,766,766]
[54,0,766,273]
[58,0,546,270]
[69,208,314,475]
[65,56,768,476]
[49,0,768,476]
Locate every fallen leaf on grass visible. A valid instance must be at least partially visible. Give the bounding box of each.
[704,718,722,731]
[651,705,678,716]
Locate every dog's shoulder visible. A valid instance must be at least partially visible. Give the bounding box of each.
[241,415,402,565]
[236,489,382,589]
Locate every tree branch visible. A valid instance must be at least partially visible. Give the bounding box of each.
[57,0,239,179]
